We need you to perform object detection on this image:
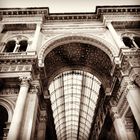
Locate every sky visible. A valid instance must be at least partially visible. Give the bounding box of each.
[0,0,140,13]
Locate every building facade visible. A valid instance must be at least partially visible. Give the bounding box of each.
[0,5,140,140]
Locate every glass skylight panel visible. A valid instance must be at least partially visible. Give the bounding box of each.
[49,70,101,140]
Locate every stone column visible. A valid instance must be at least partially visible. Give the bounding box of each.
[28,23,41,51]
[7,77,30,140]
[106,22,124,48]
[126,83,140,129]
[111,107,128,140]
[21,80,39,140]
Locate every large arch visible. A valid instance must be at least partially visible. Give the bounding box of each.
[39,34,116,91]
[38,34,118,66]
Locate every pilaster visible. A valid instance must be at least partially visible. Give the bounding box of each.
[27,23,42,51]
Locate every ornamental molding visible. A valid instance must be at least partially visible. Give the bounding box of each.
[38,33,117,66]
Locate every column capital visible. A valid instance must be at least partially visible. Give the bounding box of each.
[105,21,112,27]
[111,107,120,121]
[19,76,31,87]
[30,80,41,95]
[127,81,138,90]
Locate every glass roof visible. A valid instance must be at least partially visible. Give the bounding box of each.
[49,70,101,140]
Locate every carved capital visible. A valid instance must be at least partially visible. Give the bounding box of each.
[127,81,137,90]
[19,76,31,87]
[110,107,120,121]
[30,80,41,95]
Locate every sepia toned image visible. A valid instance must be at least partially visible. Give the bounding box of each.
[0,0,140,140]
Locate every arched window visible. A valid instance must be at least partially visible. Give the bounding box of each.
[19,40,28,52]
[133,37,140,48]
[4,40,16,52]
[0,105,8,139]
[122,37,134,48]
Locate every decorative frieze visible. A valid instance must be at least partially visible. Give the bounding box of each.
[0,52,37,60]
[0,88,19,95]
[0,65,32,72]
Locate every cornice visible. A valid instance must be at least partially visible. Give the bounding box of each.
[96,5,140,14]
[0,5,139,23]
[0,8,48,17]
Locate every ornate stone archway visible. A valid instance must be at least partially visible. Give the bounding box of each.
[38,34,118,67]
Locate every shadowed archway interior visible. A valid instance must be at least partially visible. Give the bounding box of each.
[43,42,113,88]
